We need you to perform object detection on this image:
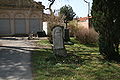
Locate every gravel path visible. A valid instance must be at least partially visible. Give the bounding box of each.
[0,37,37,80]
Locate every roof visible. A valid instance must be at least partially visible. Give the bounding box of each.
[0,0,45,10]
[78,16,92,22]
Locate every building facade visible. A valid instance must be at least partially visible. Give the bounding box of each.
[0,0,44,35]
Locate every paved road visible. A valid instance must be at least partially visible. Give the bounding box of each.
[0,37,36,80]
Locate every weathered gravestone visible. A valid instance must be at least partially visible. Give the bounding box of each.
[52,25,67,57]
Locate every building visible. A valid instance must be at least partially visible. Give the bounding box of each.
[0,0,44,35]
[77,16,92,29]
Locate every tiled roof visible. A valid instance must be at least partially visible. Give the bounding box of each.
[78,16,92,22]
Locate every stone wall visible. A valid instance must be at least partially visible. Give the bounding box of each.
[0,9,43,34]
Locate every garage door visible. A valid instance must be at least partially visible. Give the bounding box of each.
[0,19,10,34]
[15,19,26,34]
[30,19,40,34]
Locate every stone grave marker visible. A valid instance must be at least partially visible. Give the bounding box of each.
[52,25,67,57]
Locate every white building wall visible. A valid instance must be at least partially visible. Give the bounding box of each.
[43,22,48,35]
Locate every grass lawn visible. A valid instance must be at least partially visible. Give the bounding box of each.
[32,38,120,80]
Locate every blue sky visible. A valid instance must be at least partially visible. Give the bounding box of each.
[34,0,93,17]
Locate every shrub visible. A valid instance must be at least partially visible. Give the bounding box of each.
[68,21,99,44]
[68,20,78,37]
[46,15,65,42]
[75,27,98,44]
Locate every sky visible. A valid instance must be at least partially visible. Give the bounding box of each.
[34,0,93,17]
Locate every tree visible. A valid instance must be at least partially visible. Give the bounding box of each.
[92,0,120,61]
[60,5,76,28]
[46,0,55,15]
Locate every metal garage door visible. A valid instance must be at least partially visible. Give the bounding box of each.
[15,19,26,34]
[30,19,40,34]
[0,19,10,34]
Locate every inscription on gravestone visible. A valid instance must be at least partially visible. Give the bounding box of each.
[52,26,67,57]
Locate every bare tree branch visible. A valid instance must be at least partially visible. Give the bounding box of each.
[45,0,55,15]
[84,0,89,3]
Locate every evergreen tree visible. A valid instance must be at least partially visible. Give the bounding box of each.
[92,0,120,61]
[60,5,76,28]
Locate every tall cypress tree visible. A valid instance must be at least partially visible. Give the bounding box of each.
[92,0,120,61]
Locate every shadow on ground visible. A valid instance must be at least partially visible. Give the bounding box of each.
[0,37,19,40]
[31,48,103,80]
[0,46,40,51]
[0,48,32,80]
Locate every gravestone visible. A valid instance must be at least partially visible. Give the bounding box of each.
[64,28,70,42]
[52,25,67,57]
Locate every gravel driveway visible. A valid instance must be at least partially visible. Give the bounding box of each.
[0,37,37,80]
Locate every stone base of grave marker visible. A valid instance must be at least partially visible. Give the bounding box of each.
[53,48,67,57]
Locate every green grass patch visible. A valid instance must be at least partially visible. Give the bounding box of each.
[32,37,120,80]
[37,39,52,46]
